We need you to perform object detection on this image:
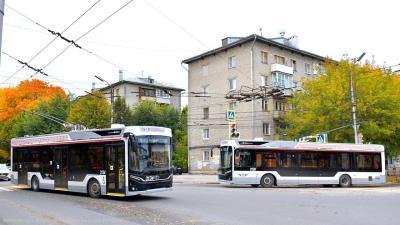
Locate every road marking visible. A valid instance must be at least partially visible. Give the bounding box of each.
[0,187,14,192]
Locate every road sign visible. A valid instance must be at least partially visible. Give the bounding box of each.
[226,110,236,122]
[317,134,327,143]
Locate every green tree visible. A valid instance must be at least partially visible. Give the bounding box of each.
[113,97,131,125]
[130,100,181,134]
[13,94,70,137]
[173,106,188,172]
[67,92,111,129]
[284,61,400,156]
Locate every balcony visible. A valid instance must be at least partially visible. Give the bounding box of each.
[271,63,293,75]
[156,97,171,104]
[273,110,285,120]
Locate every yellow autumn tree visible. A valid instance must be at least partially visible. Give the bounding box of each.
[284,61,400,155]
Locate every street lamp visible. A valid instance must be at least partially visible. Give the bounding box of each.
[94,75,114,125]
[349,52,365,144]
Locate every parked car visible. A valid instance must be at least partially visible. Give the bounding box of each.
[172,165,183,175]
[0,164,10,181]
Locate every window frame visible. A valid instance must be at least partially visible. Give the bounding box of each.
[228,56,236,69]
[203,128,210,140]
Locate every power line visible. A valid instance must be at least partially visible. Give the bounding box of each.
[143,0,208,48]
[2,1,102,84]
[29,0,134,78]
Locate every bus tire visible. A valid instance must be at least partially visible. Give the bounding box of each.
[260,174,275,188]
[339,175,352,187]
[88,179,101,198]
[31,176,40,192]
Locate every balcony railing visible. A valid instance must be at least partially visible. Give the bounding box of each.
[271,63,294,75]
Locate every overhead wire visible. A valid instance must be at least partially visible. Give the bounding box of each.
[29,0,135,78]
[2,1,102,84]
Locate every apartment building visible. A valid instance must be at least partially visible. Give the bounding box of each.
[96,71,184,109]
[182,33,326,174]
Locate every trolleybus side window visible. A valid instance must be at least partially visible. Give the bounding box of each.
[280,151,297,168]
[356,153,381,172]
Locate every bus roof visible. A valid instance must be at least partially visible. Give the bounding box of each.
[220,140,384,152]
[11,126,172,148]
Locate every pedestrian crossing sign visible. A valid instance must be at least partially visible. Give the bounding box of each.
[226,110,236,122]
[317,134,327,143]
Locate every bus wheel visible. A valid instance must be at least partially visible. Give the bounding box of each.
[339,175,352,187]
[260,174,275,188]
[31,176,40,192]
[88,179,101,198]
[251,184,260,188]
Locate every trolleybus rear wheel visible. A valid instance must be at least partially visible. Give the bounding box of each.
[88,179,101,198]
[339,175,352,187]
[260,174,275,188]
[31,176,40,192]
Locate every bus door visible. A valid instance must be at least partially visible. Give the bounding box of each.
[106,144,125,194]
[16,149,28,185]
[54,147,68,189]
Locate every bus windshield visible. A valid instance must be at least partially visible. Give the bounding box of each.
[129,135,171,172]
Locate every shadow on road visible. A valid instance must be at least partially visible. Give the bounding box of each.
[16,187,170,202]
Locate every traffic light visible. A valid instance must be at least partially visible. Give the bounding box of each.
[230,123,240,139]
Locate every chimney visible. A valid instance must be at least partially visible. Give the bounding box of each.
[119,70,123,81]
[91,82,96,91]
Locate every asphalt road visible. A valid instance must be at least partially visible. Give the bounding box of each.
[0,180,399,225]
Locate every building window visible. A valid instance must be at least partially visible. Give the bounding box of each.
[261,51,268,64]
[272,72,293,88]
[291,59,297,71]
[228,79,237,90]
[262,99,268,111]
[203,107,209,119]
[202,65,208,76]
[203,128,210,140]
[156,89,171,98]
[274,55,285,65]
[142,88,156,97]
[229,101,237,110]
[202,85,209,96]
[261,76,267,86]
[203,151,210,161]
[275,100,286,111]
[263,123,271,135]
[228,56,236,68]
[305,63,312,74]
[115,89,120,97]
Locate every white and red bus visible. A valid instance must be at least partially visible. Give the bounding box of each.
[10,126,173,197]
[218,140,385,187]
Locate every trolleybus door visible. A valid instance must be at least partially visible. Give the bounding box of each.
[106,144,125,194]
[54,147,68,189]
[16,149,28,185]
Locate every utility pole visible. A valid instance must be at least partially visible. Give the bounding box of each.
[95,75,113,124]
[349,52,365,144]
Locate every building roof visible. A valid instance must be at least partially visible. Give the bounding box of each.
[97,79,185,92]
[182,34,327,64]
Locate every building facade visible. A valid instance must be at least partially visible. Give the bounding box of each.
[182,34,326,174]
[97,75,184,110]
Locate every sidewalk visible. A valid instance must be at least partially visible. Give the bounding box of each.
[173,174,219,184]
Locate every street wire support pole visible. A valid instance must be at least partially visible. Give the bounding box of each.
[95,75,113,125]
[349,52,365,144]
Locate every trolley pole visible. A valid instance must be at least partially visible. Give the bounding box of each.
[95,75,113,125]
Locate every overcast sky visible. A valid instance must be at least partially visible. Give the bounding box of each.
[1,0,399,106]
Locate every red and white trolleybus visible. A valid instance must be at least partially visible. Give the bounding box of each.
[218,140,385,187]
[10,126,173,197]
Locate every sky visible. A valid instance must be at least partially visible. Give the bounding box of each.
[0,0,399,107]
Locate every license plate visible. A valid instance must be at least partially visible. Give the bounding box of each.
[145,175,159,181]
